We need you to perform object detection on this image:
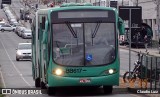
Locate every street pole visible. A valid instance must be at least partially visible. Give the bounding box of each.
[136,0,138,6]
[153,0,160,53]
[157,0,160,53]
[122,0,123,6]
[129,9,131,79]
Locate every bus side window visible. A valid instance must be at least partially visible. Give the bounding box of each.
[38,28,40,40]
[47,24,51,61]
[38,23,44,40]
[32,26,35,44]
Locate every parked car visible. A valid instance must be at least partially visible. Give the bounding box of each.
[0,24,15,32]
[11,21,19,26]
[16,43,32,61]
[3,6,9,12]
[21,28,32,39]
[0,21,6,25]
[15,26,21,34]
[17,26,25,36]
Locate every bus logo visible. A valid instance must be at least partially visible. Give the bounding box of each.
[86,54,92,61]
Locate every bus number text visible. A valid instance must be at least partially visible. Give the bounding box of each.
[66,68,82,73]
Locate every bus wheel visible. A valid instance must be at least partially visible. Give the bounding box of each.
[103,86,113,94]
[41,81,46,89]
[47,87,56,95]
[35,77,40,87]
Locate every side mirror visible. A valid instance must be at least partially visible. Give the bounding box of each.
[118,17,125,35]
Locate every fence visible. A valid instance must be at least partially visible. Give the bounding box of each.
[140,53,160,90]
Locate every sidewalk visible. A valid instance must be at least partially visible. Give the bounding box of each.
[119,45,160,57]
[119,45,160,97]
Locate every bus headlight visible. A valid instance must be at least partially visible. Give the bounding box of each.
[105,69,116,75]
[109,69,114,74]
[53,68,63,76]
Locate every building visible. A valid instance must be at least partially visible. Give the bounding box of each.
[138,0,159,40]
[86,0,159,40]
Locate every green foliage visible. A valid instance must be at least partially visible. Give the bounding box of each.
[0,74,5,97]
[0,94,5,97]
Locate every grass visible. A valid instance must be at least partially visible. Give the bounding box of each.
[0,95,5,97]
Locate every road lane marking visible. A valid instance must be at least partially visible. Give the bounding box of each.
[0,39,32,88]
[0,70,6,88]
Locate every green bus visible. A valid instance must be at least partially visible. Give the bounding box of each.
[31,3,125,95]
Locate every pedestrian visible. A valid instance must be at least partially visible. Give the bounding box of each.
[144,35,148,52]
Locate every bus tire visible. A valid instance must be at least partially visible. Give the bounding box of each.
[103,86,113,94]
[41,81,46,89]
[35,77,40,87]
[47,87,56,95]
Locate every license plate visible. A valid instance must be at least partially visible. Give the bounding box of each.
[79,78,91,83]
[25,54,29,56]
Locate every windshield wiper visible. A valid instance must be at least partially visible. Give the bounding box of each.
[92,21,101,38]
[65,22,77,38]
[91,21,101,45]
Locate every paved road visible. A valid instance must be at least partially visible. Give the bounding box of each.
[120,49,137,75]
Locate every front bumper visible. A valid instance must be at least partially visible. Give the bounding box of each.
[16,55,31,59]
[23,35,32,38]
[48,72,119,87]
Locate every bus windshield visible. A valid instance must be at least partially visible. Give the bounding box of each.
[52,23,115,66]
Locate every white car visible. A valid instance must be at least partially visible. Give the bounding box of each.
[0,21,6,25]
[21,28,32,39]
[16,43,32,61]
[11,21,19,26]
[17,26,26,36]
[0,24,15,32]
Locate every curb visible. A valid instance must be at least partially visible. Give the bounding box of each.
[119,46,139,53]
[119,46,160,57]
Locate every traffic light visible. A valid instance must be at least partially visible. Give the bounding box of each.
[1,0,11,4]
